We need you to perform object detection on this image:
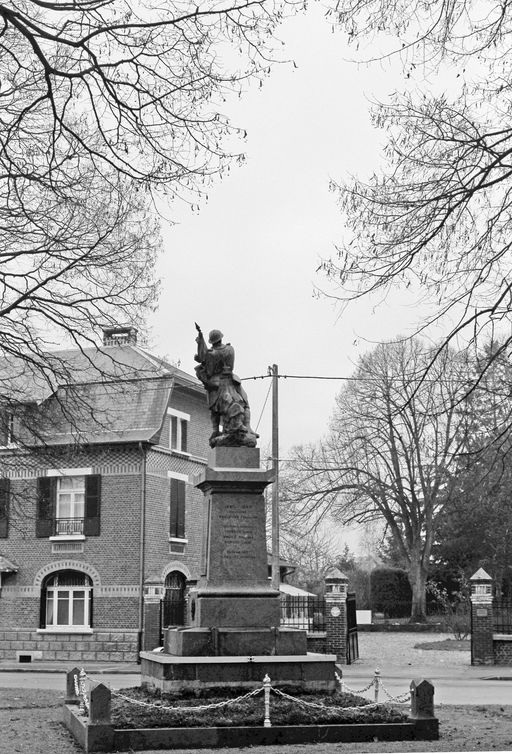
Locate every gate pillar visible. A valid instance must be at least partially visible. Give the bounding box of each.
[324,569,349,662]
[143,574,165,652]
[470,567,494,665]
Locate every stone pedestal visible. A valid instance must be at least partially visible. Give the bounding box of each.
[141,446,336,690]
[190,447,280,634]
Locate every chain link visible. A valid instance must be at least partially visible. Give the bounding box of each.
[271,687,394,713]
[81,668,411,718]
[380,683,411,704]
[109,686,263,713]
[340,679,376,694]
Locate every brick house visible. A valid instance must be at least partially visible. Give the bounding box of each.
[0,327,211,662]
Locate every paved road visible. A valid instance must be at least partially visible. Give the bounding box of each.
[0,671,141,691]
[1,667,512,706]
[342,666,512,705]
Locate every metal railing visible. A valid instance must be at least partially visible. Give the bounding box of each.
[53,518,85,536]
[493,600,512,632]
[280,596,326,631]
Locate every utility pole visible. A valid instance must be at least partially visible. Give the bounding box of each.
[270,364,280,591]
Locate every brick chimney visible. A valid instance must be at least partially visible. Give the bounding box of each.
[102,326,138,347]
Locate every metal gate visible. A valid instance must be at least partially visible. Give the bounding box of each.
[160,571,186,642]
[346,591,359,664]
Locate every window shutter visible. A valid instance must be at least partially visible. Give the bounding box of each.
[170,416,178,449]
[0,412,8,446]
[0,478,10,538]
[36,477,56,538]
[176,480,185,538]
[170,478,186,539]
[84,475,101,536]
[40,577,48,628]
[180,419,188,452]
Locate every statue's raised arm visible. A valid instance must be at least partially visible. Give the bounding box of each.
[193,325,258,449]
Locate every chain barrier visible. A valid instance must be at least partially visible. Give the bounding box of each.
[78,667,411,727]
[110,686,263,712]
[336,668,410,706]
[272,686,388,713]
[380,682,411,704]
[82,670,263,713]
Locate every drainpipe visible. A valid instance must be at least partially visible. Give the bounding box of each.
[137,442,147,660]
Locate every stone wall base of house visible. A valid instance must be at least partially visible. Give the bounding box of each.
[0,628,139,662]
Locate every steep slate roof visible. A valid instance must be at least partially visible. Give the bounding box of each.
[6,343,204,447]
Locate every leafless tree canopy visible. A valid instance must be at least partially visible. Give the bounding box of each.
[289,338,471,620]
[0,0,291,398]
[324,1,512,366]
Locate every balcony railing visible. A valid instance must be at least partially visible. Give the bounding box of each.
[53,518,85,536]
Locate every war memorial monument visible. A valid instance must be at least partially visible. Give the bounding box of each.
[140,327,337,691]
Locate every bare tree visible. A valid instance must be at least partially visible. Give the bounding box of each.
[323,1,512,376]
[0,0,292,396]
[288,338,470,621]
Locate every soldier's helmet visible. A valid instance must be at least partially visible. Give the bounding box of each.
[208,329,223,344]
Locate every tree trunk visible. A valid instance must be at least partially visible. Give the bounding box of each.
[408,561,427,623]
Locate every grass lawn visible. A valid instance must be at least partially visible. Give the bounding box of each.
[414,639,470,651]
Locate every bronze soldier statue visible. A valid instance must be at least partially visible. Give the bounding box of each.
[194,324,258,448]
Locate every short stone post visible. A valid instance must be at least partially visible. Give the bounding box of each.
[66,667,81,704]
[89,683,111,724]
[87,682,115,751]
[324,568,348,662]
[143,574,165,652]
[470,567,494,666]
[410,679,434,718]
[410,679,439,740]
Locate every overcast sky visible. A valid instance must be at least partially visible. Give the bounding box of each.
[147,5,435,467]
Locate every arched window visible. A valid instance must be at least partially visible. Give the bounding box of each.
[40,570,93,630]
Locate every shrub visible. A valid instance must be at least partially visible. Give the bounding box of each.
[370,568,412,618]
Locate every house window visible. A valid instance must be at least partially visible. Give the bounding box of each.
[56,476,85,535]
[167,409,189,453]
[41,570,92,630]
[36,473,101,538]
[169,476,186,540]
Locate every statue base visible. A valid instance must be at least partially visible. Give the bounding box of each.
[140,446,336,691]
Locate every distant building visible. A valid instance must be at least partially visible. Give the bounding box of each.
[0,327,210,662]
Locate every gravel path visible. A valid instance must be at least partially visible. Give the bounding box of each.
[357,632,470,667]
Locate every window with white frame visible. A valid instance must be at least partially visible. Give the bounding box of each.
[167,409,189,453]
[56,476,85,535]
[37,470,101,538]
[42,570,92,629]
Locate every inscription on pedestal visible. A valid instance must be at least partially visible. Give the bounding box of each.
[208,495,267,584]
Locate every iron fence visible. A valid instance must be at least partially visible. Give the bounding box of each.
[280,596,326,632]
[493,600,512,632]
